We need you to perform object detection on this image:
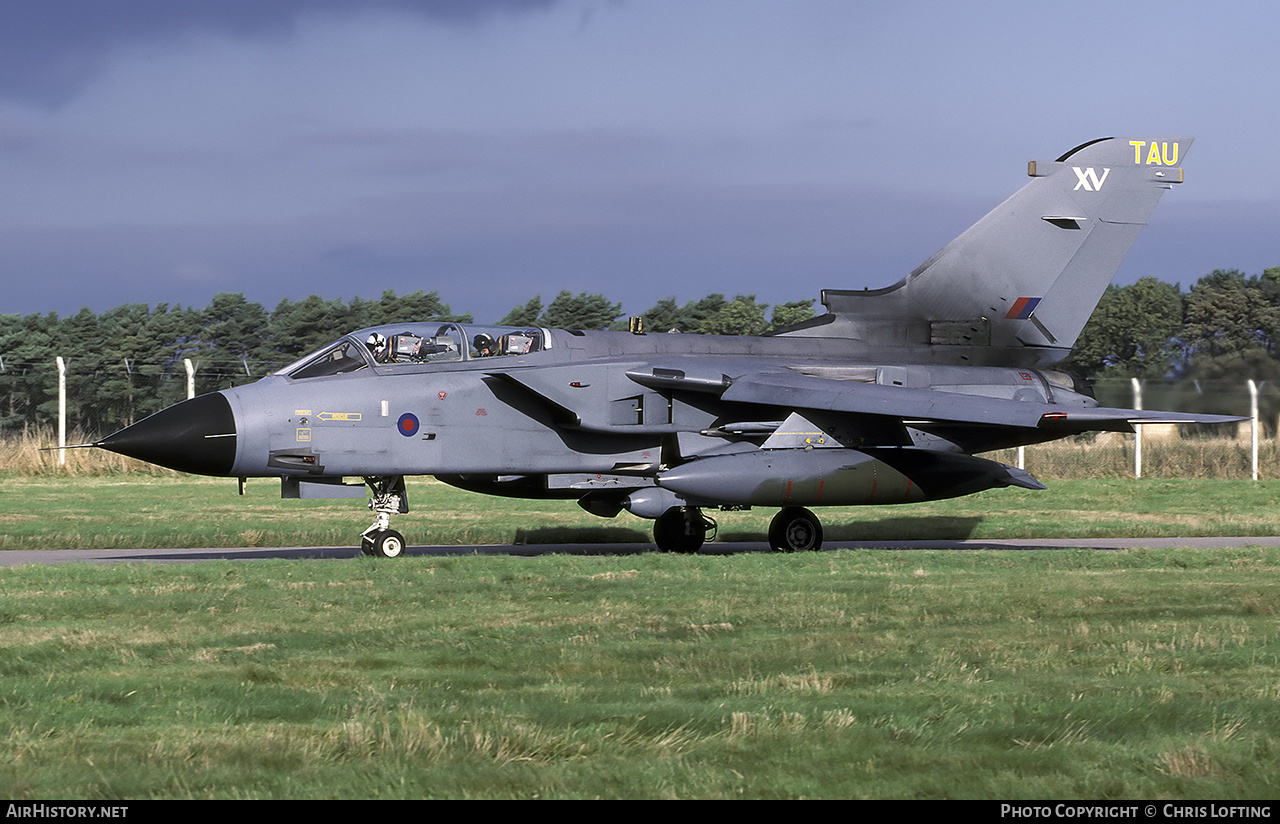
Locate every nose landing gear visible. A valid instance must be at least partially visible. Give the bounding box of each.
[360,475,409,558]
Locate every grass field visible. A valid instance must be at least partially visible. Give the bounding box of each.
[3,474,1280,551]
[2,548,1279,799]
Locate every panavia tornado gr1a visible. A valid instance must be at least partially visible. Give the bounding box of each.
[94,137,1239,556]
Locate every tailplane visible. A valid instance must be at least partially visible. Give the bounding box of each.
[802,137,1191,366]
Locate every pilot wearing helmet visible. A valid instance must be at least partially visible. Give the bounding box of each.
[473,333,498,357]
[366,332,389,363]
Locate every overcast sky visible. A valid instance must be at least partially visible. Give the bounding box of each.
[3,0,1277,324]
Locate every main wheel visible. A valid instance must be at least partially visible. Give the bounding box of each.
[369,529,407,558]
[653,507,707,554]
[768,507,823,552]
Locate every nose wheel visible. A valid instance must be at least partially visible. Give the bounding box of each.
[362,528,406,558]
[360,476,409,558]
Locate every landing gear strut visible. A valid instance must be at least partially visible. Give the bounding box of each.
[654,506,715,554]
[769,507,823,552]
[360,475,409,558]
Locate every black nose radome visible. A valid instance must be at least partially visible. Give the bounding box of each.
[98,391,237,476]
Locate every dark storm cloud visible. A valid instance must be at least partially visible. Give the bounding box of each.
[0,0,557,105]
[1,0,1275,323]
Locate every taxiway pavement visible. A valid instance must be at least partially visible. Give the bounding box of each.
[5,537,1280,565]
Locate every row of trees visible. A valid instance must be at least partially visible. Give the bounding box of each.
[0,290,469,433]
[0,289,813,434]
[1,267,1277,436]
[1063,268,1280,383]
[497,291,817,336]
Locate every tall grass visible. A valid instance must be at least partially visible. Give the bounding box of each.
[3,427,1271,480]
[0,427,173,476]
[990,433,1273,480]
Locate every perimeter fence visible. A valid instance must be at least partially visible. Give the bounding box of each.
[0,355,290,435]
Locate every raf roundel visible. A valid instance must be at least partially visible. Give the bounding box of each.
[397,412,420,437]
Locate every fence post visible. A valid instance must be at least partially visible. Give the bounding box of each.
[1131,377,1142,479]
[56,356,67,466]
[1249,379,1259,481]
[185,358,196,400]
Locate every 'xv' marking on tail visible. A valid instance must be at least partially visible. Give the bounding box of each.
[1072,166,1110,192]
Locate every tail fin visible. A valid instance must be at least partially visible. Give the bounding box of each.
[816,137,1191,366]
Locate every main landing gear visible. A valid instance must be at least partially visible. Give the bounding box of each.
[360,475,409,558]
[651,506,824,553]
[768,506,823,552]
[653,506,716,554]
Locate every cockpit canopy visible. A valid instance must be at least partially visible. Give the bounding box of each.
[284,323,551,379]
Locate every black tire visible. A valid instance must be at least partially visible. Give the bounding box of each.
[768,507,823,552]
[653,507,706,554]
[370,529,407,558]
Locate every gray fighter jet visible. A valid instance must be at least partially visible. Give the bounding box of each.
[94,136,1237,556]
